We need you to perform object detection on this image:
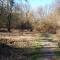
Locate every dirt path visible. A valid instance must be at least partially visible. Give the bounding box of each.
[41,47,56,60]
[40,33,57,60]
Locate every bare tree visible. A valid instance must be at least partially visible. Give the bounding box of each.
[7,0,15,32]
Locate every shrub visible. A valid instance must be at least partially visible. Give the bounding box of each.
[16,20,33,31]
[35,20,57,34]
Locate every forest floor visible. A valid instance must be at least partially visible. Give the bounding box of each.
[0,30,60,60]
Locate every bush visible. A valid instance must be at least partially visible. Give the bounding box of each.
[35,20,57,34]
[16,20,33,31]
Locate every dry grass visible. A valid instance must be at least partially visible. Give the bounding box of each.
[0,31,60,60]
[0,31,39,48]
[0,31,60,48]
[33,19,58,34]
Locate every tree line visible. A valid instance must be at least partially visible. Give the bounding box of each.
[0,0,60,33]
[0,0,33,32]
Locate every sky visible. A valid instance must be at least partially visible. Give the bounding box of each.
[30,0,55,8]
[15,0,55,8]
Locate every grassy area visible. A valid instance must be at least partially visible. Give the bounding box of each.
[0,32,60,60]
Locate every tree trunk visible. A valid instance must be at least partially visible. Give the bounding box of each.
[7,13,11,32]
